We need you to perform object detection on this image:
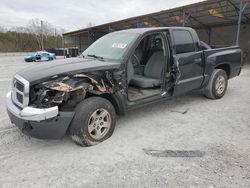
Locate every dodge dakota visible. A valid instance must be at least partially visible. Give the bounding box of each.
[6,27,243,146]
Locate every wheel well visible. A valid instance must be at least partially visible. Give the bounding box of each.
[215,64,230,78]
[85,92,124,115]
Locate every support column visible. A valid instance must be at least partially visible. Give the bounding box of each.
[236,1,248,46]
[208,28,212,45]
[79,35,81,53]
[182,12,191,27]
[74,35,76,48]
[63,36,65,58]
[87,31,90,47]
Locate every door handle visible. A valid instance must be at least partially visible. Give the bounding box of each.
[194,58,202,63]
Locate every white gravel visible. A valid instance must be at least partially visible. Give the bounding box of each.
[0,56,249,188]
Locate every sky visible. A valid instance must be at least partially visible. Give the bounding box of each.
[0,0,202,32]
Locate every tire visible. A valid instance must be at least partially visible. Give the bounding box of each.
[204,69,228,99]
[69,97,116,146]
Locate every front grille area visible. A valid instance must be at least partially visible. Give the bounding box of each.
[16,80,24,92]
[16,92,23,103]
[12,75,29,108]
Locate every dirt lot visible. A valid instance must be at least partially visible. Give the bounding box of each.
[0,56,249,188]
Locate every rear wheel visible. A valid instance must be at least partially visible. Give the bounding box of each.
[69,97,116,146]
[204,69,228,99]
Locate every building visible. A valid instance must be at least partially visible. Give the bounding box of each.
[63,0,250,61]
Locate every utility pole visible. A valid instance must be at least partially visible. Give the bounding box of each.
[41,20,44,50]
[55,28,57,48]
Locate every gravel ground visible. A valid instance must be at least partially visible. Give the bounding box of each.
[0,56,249,188]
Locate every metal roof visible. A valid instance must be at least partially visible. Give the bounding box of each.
[101,27,195,34]
[63,0,250,36]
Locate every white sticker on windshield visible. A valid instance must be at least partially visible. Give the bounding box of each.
[112,43,127,49]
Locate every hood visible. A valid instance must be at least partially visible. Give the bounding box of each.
[18,57,121,84]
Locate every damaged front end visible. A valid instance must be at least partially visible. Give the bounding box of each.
[6,68,123,139]
[29,71,116,109]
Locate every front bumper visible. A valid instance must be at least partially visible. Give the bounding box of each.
[6,91,74,139]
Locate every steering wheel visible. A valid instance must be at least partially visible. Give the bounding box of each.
[131,54,140,66]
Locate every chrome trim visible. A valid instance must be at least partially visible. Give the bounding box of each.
[12,74,30,108]
[6,91,58,121]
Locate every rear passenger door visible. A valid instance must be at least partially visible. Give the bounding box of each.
[171,29,204,95]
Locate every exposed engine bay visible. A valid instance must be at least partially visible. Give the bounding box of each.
[29,71,116,109]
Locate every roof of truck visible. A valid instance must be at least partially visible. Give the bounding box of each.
[111,27,193,34]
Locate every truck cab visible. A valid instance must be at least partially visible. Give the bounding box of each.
[125,27,241,109]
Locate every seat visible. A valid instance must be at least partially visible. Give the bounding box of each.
[130,74,161,88]
[134,49,143,64]
[128,49,165,88]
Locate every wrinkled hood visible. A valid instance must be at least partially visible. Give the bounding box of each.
[17,57,121,84]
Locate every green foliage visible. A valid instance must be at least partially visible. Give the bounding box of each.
[0,31,63,52]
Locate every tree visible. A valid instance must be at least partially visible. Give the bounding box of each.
[0,19,65,52]
[0,26,6,32]
[86,22,96,28]
[27,18,54,50]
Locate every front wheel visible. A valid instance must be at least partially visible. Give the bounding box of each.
[204,69,228,99]
[69,97,116,146]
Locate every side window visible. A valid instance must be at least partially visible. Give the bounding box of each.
[172,30,195,54]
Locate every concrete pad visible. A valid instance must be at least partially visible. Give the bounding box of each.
[0,56,249,187]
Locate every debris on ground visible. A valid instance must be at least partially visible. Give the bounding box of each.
[143,148,205,157]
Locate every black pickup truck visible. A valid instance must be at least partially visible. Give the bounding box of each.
[6,27,243,146]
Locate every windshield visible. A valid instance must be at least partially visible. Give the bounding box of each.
[82,32,139,61]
